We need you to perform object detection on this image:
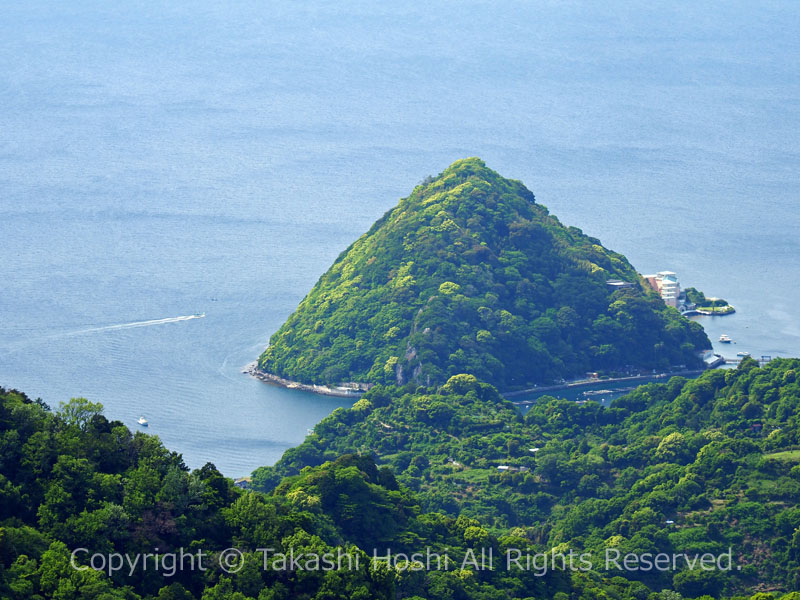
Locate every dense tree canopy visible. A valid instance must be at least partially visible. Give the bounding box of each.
[3,364,800,598]
[0,387,592,599]
[254,359,800,597]
[258,158,709,390]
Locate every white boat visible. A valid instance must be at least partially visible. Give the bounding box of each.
[719,334,732,343]
[737,351,750,357]
[137,416,149,427]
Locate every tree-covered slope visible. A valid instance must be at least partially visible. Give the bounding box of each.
[1,387,563,600]
[254,359,800,596]
[0,386,724,600]
[4,361,800,598]
[257,158,709,390]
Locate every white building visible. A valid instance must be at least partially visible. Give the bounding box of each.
[645,271,681,308]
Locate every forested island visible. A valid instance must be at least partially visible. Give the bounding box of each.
[257,159,709,392]
[683,288,736,316]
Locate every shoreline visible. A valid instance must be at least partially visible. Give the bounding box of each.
[243,362,367,398]
[244,361,706,402]
[502,368,707,400]
[682,308,736,317]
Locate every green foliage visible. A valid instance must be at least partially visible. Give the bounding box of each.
[57,397,104,430]
[4,354,800,598]
[684,288,734,314]
[0,386,614,599]
[256,360,800,597]
[684,288,731,309]
[258,159,709,390]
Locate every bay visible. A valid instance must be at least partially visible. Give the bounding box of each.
[1,0,798,475]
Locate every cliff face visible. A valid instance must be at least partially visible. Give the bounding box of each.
[258,158,709,390]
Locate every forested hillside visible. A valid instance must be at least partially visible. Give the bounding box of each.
[13,385,800,600]
[2,388,553,600]
[254,359,800,597]
[257,158,709,390]
[4,358,800,598]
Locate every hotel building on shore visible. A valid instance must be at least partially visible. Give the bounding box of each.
[645,271,681,308]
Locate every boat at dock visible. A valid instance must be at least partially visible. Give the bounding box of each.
[737,351,751,357]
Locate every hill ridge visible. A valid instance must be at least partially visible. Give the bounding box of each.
[257,158,709,390]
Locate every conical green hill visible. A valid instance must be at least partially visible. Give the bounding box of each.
[257,158,709,390]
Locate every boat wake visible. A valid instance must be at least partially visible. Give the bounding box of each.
[0,314,206,356]
[66,314,205,336]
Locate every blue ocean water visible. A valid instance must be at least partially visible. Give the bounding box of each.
[1,1,799,475]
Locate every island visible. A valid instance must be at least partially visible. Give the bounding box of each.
[255,158,710,393]
[683,286,736,315]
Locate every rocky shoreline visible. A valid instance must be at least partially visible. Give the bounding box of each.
[245,361,707,401]
[243,362,367,398]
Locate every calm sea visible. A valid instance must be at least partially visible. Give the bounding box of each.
[2,1,799,475]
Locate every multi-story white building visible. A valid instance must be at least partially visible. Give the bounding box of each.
[645,271,681,308]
